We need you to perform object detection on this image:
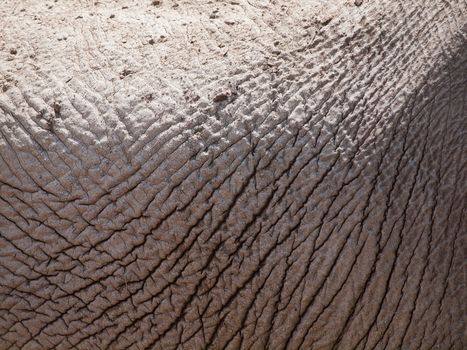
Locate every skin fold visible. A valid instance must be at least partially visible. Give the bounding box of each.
[0,0,466,349]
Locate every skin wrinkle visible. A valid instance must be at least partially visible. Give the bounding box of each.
[0,0,466,349]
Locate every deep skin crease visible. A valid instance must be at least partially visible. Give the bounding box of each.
[0,0,466,349]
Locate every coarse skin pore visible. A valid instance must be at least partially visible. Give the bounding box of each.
[0,0,466,349]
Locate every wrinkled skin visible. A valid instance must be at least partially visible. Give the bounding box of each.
[0,0,466,349]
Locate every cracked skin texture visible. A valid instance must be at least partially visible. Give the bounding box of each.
[0,0,466,349]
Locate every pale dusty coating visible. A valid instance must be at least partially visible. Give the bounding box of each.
[0,0,466,349]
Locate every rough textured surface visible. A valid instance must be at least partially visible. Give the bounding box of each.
[0,0,466,349]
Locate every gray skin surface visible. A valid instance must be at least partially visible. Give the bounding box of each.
[0,0,466,349]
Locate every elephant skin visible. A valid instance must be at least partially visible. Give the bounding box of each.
[0,0,466,349]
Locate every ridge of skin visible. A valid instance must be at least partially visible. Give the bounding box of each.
[0,0,466,349]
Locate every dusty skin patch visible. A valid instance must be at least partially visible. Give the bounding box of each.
[0,0,365,106]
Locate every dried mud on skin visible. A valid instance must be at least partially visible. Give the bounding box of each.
[0,0,466,349]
